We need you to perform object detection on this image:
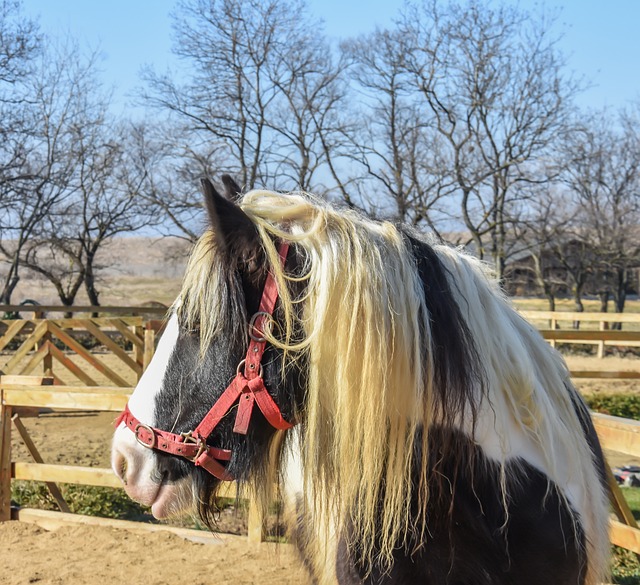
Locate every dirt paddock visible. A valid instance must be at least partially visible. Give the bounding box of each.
[1,353,639,584]
[1,402,310,584]
[0,522,309,585]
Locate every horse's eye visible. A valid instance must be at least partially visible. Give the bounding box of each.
[182,323,200,336]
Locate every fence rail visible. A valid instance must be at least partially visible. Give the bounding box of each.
[520,310,640,358]
[0,305,167,317]
[520,310,640,323]
[1,306,640,552]
[0,376,263,543]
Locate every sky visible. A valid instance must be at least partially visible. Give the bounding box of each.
[19,0,640,114]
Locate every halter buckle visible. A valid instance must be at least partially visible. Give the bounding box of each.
[180,431,208,463]
[134,423,156,449]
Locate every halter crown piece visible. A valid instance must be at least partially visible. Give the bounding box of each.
[116,242,295,481]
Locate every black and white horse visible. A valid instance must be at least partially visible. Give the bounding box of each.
[112,177,609,585]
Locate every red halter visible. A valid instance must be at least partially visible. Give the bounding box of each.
[116,243,295,481]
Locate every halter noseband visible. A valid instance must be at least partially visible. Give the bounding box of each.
[116,242,295,482]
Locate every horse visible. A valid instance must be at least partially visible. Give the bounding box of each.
[112,176,610,585]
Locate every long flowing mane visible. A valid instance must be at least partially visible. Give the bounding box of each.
[178,190,609,585]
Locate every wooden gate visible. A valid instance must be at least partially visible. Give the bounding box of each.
[0,376,266,543]
[0,318,147,387]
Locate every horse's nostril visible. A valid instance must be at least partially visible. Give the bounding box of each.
[113,451,128,485]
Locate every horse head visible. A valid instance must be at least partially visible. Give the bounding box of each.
[111,177,305,524]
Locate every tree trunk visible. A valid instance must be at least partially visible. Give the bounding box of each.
[598,290,610,330]
[0,273,20,305]
[598,291,609,313]
[612,269,628,331]
[52,281,81,318]
[84,255,100,317]
[572,285,584,330]
[546,293,556,312]
[494,252,505,287]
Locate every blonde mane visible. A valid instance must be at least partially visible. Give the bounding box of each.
[178,190,609,585]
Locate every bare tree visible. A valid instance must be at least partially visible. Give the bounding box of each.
[22,121,160,308]
[267,28,352,195]
[560,109,640,320]
[398,0,580,280]
[341,28,453,230]
[140,0,350,197]
[123,120,227,243]
[0,1,39,83]
[513,186,573,310]
[0,0,41,255]
[0,38,95,303]
[0,34,157,307]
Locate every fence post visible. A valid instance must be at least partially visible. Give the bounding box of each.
[0,389,12,521]
[41,328,53,378]
[132,325,145,382]
[247,499,266,544]
[598,321,605,359]
[143,327,156,372]
[550,318,557,349]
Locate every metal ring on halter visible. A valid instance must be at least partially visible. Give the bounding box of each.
[248,311,273,342]
[134,423,156,449]
[180,431,208,463]
[236,358,263,378]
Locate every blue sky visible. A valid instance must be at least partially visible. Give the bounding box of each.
[21,0,640,113]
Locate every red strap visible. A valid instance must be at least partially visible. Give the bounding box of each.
[193,376,245,438]
[116,241,295,481]
[243,243,289,380]
[231,376,294,434]
[233,390,256,434]
[117,404,233,481]
[252,378,295,430]
[194,450,234,481]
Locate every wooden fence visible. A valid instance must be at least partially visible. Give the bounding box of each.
[1,306,640,551]
[0,376,266,544]
[520,310,640,358]
[593,414,640,554]
[0,316,165,387]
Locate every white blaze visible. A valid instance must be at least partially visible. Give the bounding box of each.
[127,313,180,424]
[111,313,184,518]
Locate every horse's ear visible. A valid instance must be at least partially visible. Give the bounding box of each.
[200,178,261,263]
[221,174,243,202]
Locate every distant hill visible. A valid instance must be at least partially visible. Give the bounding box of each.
[95,236,192,279]
[4,236,193,307]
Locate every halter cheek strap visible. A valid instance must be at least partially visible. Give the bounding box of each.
[116,242,295,482]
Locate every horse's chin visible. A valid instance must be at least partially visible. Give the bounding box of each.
[149,482,183,519]
[124,478,191,520]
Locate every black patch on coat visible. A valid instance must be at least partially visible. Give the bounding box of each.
[335,426,585,585]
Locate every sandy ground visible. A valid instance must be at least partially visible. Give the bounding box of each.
[2,411,311,584]
[1,347,311,585]
[1,347,640,583]
[0,522,308,585]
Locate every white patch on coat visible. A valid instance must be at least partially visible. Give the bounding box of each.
[472,392,588,537]
[111,313,181,515]
[127,313,180,424]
